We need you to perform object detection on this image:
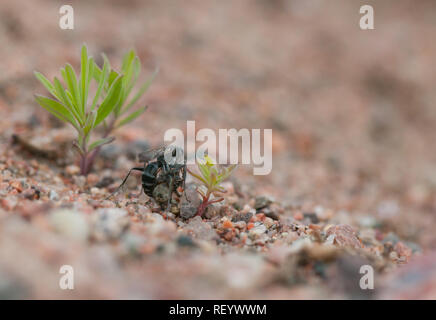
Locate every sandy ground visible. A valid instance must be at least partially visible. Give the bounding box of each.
[0,0,436,299]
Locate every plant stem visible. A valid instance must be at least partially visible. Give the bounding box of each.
[79,135,89,175]
[196,190,224,217]
[80,119,116,175]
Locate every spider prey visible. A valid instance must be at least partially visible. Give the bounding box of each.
[110,144,187,211]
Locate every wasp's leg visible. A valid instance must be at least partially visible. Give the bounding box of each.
[106,167,144,200]
[182,165,191,202]
[166,176,174,212]
[132,185,144,198]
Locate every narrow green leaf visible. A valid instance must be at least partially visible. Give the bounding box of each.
[120,51,137,102]
[80,45,89,110]
[84,109,97,135]
[61,66,82,118]
[88,137,116,152]
[87,57,94,87]
[34,95,79,130]
[122,67,158,115]
[121,50,135,73]
[52,77,83,126]
[198,163,212,185]
[34,71,58,98]
[65,64,82,115]
[187,169,208,185]
[94,75,123,126]
[107,70,119,89]
[133,57,141,82]
[92,60,102,82]
[115,106,148,129]
[91,58,109,111]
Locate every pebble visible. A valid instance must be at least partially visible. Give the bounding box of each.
[48,190,59,201]
[91,208,129,241]
[232,212,253,223]
[49,209,89,242]
[9,180,23,192]
[303,212,319,224]
[357,216,378,228]
[254,195,273,210]
[248,224,267,239]
[293,212,303,221]
[205,203,221,219]
[22,188,37,200]
[326,224,363,249]
[264,217,274,229]
[1,197,18,211]
[234,221,246,229]
[180,184,200,219]
[86,173,99,185]
[95,176,114,188]
[176,235,197,248]
[220,181,234,194]
[185,216,218,241]
[90,187,101,196]
[73,176,86,188]
[65,165,80,176]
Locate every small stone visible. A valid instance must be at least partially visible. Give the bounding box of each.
[222,219,233,229]
[95,176,114,188]
[264,217,274,229]
[86,173,99,185]
[221,181,235,194]
[326,224,363,249]
[9,180,23,192]
[394,242,412,263]
[66,165,80,176]
[49,209,89,242]
[91,208,129,241]
[1,197,18,211]
[180,184,200,219]
[184,216,218,241]
[382,232,400,245]
[22,188,36,200]
[293,212,303,221]
[389,251,399,260]
[90,187,100,196]
[263,207,280,220]
[303,212,319,224]
[254,195,273,210]
[232,212,253,223]
[357,216,378,228]
[205,203,221,219]
[249,224,267,239]
[73,175,86,188]
[234,221,246,229]
[176,235,197,248]
[48,190,59,201]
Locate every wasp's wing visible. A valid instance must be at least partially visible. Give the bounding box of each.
[137,143,168,163]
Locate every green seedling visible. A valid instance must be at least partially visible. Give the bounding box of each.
[34,45,155,175]
[187,155,237,217]
[92,49,157,132]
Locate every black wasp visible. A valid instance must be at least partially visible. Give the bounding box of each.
[109,144,187,211]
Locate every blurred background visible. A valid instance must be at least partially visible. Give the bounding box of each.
[0,0,436,298]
